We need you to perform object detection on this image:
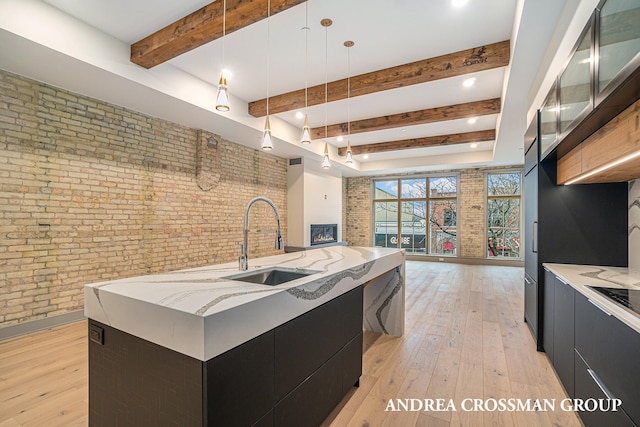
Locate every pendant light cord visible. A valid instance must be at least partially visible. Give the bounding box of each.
[347,45,351,137]
[324,23,328,140]
[304,3,309,112]
[222,0,226,70]
[266,0,271,117]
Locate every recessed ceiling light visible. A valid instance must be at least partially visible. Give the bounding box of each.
[470,143,478,148]
[295,111,304,119]
[463,77,476,88]
[452,0,468,7]
[363,154,369,159]
[467,117,477,124]
[337,136,344,142]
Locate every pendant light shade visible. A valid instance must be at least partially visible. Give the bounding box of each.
[301,114,311,145]
[345,140,353,164]
[215,74,230,111]
[262,115,273,150]
[322,143,330,169]
[215,0,230,112]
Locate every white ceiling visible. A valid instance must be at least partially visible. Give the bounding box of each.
[0,0,577,176]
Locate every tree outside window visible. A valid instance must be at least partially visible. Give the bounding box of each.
[487,172,522,258]
[373,176,457,255]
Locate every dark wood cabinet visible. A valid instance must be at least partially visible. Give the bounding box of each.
[542,269,574,398]
[523,110,627,351]
[205,330,275,426]
[275,285,362,401]
[552,275,574,398]
[542,269,555,362]
[524,118,541,348]
[574,349,636,427]
[89,285,364,427]
[575,292,640,426]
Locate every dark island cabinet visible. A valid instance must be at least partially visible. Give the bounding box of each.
[575,292,640,426]
[89,285,364,427]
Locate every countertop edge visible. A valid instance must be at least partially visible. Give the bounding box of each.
[84,246,405,361]
[543,263,640,335]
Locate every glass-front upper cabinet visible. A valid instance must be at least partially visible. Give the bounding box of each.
[597,0,640,100]
[559,20,593,136]
[539,81,558,158]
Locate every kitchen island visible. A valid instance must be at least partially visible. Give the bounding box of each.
[84,246,405,427]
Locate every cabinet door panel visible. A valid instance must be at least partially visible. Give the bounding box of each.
[524,274,539,346]
[542,270,555,360]
[553,277,574,397]
[597,0,640,98]
[204,330,275,427]
[574,349,636,427]
[524,165,538,282]
[274,286,363,401]
[274,347,344,427]
[575,292,640,424]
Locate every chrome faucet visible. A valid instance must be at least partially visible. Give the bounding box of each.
[239,196,284,271]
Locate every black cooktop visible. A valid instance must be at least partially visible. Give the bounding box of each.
[588,286,640,317]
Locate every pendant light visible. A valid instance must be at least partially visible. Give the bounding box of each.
[261,0,273,150]
[322,142,331,168]
[344,40,354,164]
[300,3,311,145]
[215,0,230,112]
[321,18,332,169]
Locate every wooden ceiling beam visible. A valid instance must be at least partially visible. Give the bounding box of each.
[248,40,510,117]
[337,130,496,156]
[130,0,306,69]
[311,98,501,139]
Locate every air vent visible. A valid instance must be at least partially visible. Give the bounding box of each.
[289,158,302,166]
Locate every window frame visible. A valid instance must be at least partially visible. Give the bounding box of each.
[485,169,523,260]
[371,173,459,256]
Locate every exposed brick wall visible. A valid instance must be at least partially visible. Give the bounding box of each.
[0,70,287,327]
[458,168,486,258]
[343,167,521,258]
[344,177,372,247]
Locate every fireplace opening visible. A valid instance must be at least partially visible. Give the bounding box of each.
[310,224,338,246]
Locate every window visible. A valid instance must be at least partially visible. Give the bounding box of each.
[373,176,457,255]
[487,172,522,258]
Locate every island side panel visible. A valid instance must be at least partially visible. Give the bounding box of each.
[363,264,405,336]
[88,320,203,427]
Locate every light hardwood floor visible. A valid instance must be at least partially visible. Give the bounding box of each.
[0,261,581,427]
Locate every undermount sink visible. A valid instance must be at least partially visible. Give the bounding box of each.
[223,267,321,286]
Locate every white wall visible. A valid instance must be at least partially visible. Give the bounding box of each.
[287,158,343,248]
[630,180,640,270]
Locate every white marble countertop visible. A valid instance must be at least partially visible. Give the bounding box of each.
[85,246,405,361]
[543,263,640,334]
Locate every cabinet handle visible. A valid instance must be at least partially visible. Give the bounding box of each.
[588,299,612,317]
[532,221,538,253]
[524,276,531,285]
[587,368,615,400]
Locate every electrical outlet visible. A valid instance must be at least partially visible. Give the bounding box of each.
[90,324,104,345]
[438,257,445,262]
